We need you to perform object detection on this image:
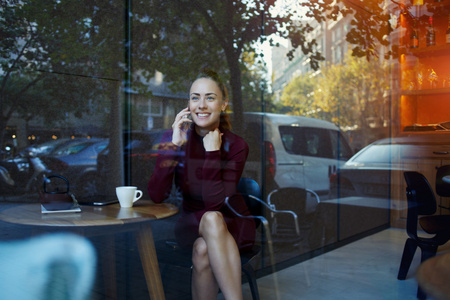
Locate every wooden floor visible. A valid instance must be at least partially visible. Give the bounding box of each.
[155,227,449,300]
[220,228,449,300]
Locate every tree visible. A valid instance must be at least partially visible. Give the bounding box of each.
[240,50,273,112]
[0,0,125,148]
[131,0,419,132]
[301,0,392,60]
[132,0,325,133]
[300,0,450,61]
[313,52,389,131]
[1,0,407,147]
[279,72,317,116]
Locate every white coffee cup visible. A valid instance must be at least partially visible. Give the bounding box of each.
[116,186,143,208]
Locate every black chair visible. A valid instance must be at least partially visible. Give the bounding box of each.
[266,187,320,245]
[156,177,266,300]
[398,171,450,299]
[436,165,450,202]
[225,178,301,299]
[225,177,264,300]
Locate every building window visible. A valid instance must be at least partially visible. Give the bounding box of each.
[148,98,163,116]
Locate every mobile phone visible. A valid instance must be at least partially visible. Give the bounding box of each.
[182,106,191,130]
[77,196,119,206]
[92,200,119,206]
[186,104,191,119]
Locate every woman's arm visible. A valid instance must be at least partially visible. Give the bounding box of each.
[148,107,191,203]
[147,131,181,203]
[201,133,249,211]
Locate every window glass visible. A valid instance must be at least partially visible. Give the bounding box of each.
[53,144,89,156]
[352,144,399,164]
[304,128,332,158]
[94,144,108,154]
[3,0,449,298]
[330,130,354,161]
[279,126,333,158]
[279,126,304,155]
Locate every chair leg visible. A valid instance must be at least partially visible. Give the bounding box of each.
[242,263,260,300]
[398,238,418,280]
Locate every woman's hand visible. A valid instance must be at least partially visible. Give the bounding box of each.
[203,128,223,152]
[172,107,192,146]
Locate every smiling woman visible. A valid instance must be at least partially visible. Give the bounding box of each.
[147,68,254,300]
[188,78,227,136]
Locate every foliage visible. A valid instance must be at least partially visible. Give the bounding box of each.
[279,50,389,132]
[302,0,393,60]
[240,50,271,112]
[0,0,124,147]
[279,72,317,116]
[132,0,325,131]
[313,51,389,129]
[0,0,408,146]
[300,0,449,61]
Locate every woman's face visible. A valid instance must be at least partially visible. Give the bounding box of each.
[189,77,228,134]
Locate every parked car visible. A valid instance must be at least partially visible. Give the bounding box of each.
[22,138,90,157]
[329,133,450,200]
[0,138,95,196]
[41,138,109,199]
[241,113,354,198]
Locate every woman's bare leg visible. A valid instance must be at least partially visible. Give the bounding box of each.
[191,211,243,300]
[191,238,219,300]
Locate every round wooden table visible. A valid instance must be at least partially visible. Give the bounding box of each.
[0,200,179,300]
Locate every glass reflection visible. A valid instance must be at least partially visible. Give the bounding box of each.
[1,0,450,298]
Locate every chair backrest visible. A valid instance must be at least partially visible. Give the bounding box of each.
[436,165,450,197]
[237,177,263,219]
[238,177,262,199]
[404,171,437,215]
[268,187,320,214]
[268,187,306,213]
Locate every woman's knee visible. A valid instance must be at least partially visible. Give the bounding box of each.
[192,238,209,269]
[199,211,227,237]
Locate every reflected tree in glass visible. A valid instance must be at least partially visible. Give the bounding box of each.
[0,0,125,149]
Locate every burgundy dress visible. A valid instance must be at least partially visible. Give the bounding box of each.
[147,127,256,252]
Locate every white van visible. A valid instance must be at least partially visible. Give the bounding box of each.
[241,113,353,198]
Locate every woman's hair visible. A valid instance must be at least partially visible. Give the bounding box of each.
[195,68,228,100]
[194,68,231,130]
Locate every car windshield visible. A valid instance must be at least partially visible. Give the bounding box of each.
[54,143,90,156]
[30,139,71,155]
[352,144,401,164]
[279,126,333,158]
